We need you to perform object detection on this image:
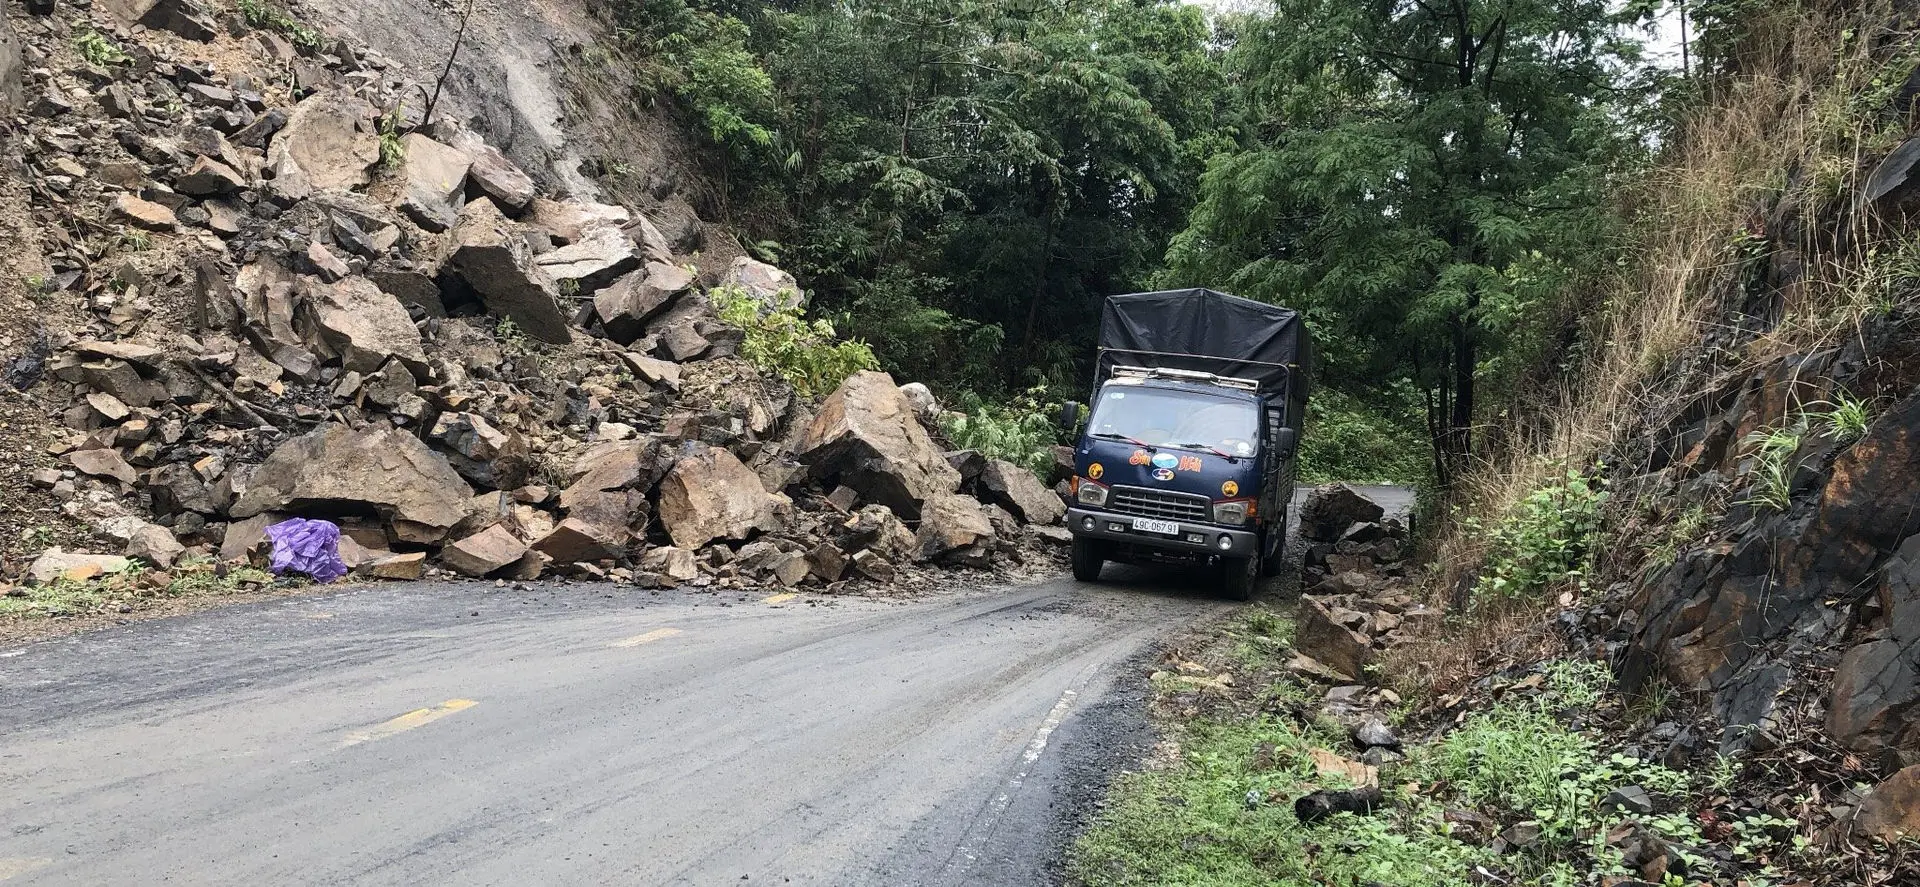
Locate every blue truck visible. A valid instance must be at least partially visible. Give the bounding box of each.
[1060,289,1312,600]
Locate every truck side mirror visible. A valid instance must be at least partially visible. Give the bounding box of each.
[1058,401,1083,432]
[1274,427,1298,459]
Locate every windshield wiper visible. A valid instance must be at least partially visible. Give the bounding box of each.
[1090,432,1154,449]
[1178,442,1240,461]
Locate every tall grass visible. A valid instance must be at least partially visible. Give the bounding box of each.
[1431,2,1919,597]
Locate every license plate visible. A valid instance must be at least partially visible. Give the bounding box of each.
[1130,518,1180,536]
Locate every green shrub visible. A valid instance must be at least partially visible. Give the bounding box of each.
[235,0,324,49]
[940,388,1061,479]
[1297,386,1430,486]
[72,30,129,67]
[1471,466,1608,601]
[712,285,879,397]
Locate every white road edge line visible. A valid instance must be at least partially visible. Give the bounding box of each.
[940,660,1102,877]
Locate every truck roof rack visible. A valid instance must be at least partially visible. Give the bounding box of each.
[1109,363,1262,392]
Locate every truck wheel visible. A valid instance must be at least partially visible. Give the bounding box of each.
[1221,553,1258,601]
[1071,537,1106,583]
[1259,525,1286,577]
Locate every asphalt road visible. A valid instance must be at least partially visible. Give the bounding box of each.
[0,484,1411,886]
[0,574,1227,886]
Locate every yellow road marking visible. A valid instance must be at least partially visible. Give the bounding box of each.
[0,858,53,880]
[610,627,684,648]
[762,593,798,605]
[339,699,478,748]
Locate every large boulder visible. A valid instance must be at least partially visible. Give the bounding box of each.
[595,263,694,345]
[396,133,472,232]
[915,494,996,564]
[301,276,427,377]
[265,92,379,201]
[231,424,474,543]
[559,439,665,510]
[799,371,961,520]
[534,224,644,295]
[441,525,528,578]
[1297,597,1375,681]
[1858,763,1920,843]
[429,412,530,490]
[657,443,789,549]
[724,256,803,311]
[1300,484,1386,543]
[446,198,571,344]
[979,459,1065,526]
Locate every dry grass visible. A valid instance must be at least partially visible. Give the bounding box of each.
[1428,1,1919,601]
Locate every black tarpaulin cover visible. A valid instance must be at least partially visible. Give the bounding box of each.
[1098,288,1312,404]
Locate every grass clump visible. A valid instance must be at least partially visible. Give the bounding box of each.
[712,285,879,398]
[1738,422,1805,512]
[939,387,1062,479]
[72,30,129,67]
[0,558,279,621]
[236,0,325,50]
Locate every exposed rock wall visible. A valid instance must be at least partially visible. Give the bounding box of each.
[0,4,20,114]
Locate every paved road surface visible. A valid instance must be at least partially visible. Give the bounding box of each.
[0,575,1225,886]
[0,484,1411,885]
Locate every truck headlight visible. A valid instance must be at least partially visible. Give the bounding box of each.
[1077,479,1108,507]
[1213,500,1250,526]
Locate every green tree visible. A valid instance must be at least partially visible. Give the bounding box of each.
[1166,0,1651,487]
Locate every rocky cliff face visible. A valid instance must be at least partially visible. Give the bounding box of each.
[0,3,21,113]
[0,0,1063,595]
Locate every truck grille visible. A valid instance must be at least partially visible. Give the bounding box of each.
[1108,486,1211,523]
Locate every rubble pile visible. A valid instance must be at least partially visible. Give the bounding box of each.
[1290,484,1438,683]
[3,0,1065,594]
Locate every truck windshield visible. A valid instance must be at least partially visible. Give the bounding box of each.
[1088,388,1259,457]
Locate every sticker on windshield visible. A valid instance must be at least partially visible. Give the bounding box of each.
[1177,456,1203,472]
[1151,468,1175,482]
[1150,452,1179,470]
[1129,450,1151,466]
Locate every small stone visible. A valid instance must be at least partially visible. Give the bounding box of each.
[363,551,428,580]
[175,155,247,196]
[1602,785,1655,815]
[114,195,178,231]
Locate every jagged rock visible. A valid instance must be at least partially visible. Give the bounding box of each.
[265,92,379,201]
[799,371,962,520]
[125,524,185,569]
[300,276,427,376]
[363,551,427,580]
[724,256,802,311]
[464,143,536,212]
[595,263,693,344]
[114,195,178,231]
[1858,764,1920,842]
[175,155,247,195]
[27,550,133,585]
[396,133,471,232]
[305,242,351,282]
[87,391,130,421]
[619,351,681,391]
[232,424,473,542]
[1297,597,1374,681]
[899,382,938,423]
[442,525,528,578]
[535,224,643,295]
[979,459,1065,526]
[806,542,848,582]
[946,450,987,484]
[69,448,138,484]
[560,439,662,509]
[149,462,218,515]
[1353,719,1399,750]
[429,412,529,490]
[642,546,699,582]
[530,197,630,243]
[657,443,789,549]
[1602,785,1655,815]
[531,517,624,565]
[232,107,287,148]
[447,198,570,344]
[1829,533,1920,761]
[852,549,895,581]
[1301,484,1386,542]
[102,0,215,40]
[914,494,995,564]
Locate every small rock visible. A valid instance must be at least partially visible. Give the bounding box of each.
[1602,785,1656,815]
[114,195,178,231]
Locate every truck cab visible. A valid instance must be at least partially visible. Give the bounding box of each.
[1063,289,1310,600]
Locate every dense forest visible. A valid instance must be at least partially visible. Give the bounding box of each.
[607,0,1723,487]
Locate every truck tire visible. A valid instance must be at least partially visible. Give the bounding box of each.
[1071,537,1106,583]
[1259,524,1286,577]
[1222,553,1258,601]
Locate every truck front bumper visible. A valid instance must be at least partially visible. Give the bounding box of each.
[1065,508,1260,558]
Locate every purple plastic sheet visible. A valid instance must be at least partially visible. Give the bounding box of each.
[265,518,349,583]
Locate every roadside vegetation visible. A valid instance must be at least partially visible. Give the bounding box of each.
[2,559,280,622]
